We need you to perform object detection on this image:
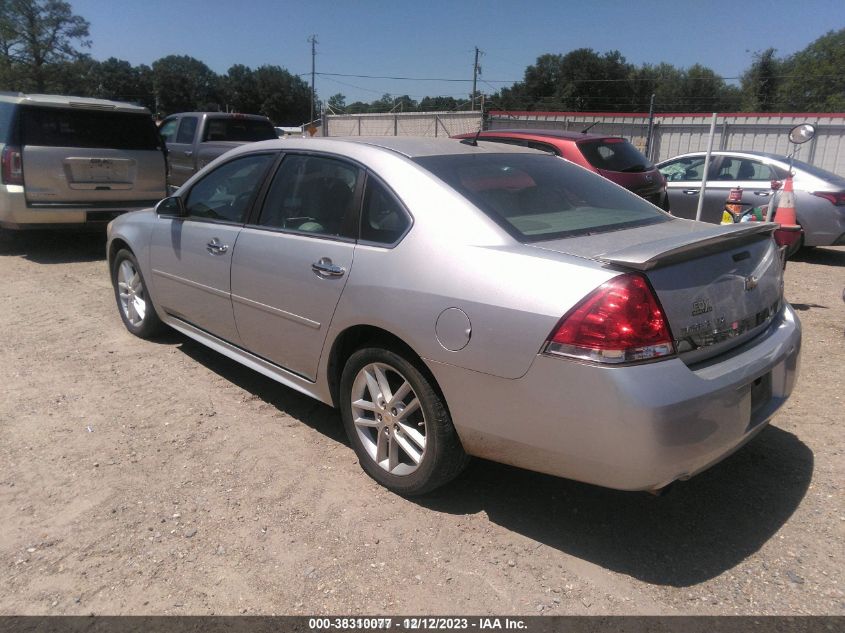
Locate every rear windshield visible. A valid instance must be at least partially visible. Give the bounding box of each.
[578,138,653,173]
[21,106,160,150]
[414,153,668,242]
[202,118,277,142]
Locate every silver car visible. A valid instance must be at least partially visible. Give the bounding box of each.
[658,150,845,247]
[107,138,801,495]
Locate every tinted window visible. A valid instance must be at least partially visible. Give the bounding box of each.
[21,107,160,150]
[415,153,667,242]
[185,153,274,223]
[659,156,707,182]
[159,118,178,143]
[578,139,652,172]
[202,118,276,142]
[714,157,773,181]
[0,102,16,144]
[360,177,409,244]
[176,117,198,144]
[258,154,359,237]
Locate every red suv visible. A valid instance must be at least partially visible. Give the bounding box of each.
[454,129,669,210]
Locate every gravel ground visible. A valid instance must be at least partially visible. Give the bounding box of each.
[0,231,842,616]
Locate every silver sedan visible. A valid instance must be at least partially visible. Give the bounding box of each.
[658,150,845,246]
[107,138,801,495]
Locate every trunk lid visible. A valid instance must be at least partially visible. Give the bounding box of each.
[532,219,785,364]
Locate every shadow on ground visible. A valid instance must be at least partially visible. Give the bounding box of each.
[168,333,813,588]
[791,246,845,267]
[0,229,106,264]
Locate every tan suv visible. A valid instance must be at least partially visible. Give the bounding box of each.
[0,92,166,230]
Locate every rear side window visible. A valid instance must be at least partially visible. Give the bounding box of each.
[578,139,652,173]
[175,117,198,144]
[20,106,160,150]
[202,118,276,142]
[360,177,410,244]
[415,153,667,242]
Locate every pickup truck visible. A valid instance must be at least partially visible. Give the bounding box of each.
[158,112,277,192]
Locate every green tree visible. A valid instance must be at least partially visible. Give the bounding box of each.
[221,64,261,114]
[90,57,153,108]
[776,29,845,111]
[418,95,459,111]
[254,64,310,124]
[0,0,90,91]
[740,48,781,111]
[346,100,368,114]
[152,54,219,114]
[326,93,346,113]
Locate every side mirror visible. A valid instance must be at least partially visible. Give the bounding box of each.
[156,196,186,217]
[788,123,815,145]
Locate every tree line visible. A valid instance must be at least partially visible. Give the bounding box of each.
[1,1,842,123]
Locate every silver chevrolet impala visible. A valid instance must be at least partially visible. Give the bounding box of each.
[107,137,801,495]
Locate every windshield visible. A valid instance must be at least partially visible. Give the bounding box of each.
[578,138,653,173]
[21,106,160,150]
[202,118,277,142]
[414,153,668,242]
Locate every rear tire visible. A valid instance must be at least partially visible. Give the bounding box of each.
[111,248,164,339]
[340,347,469,496]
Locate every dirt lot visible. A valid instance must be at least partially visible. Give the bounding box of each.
[0,231,842,616]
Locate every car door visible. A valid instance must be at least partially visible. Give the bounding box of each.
[659,155,724,223]
[149,152,277,344]
[230,153,363,381]
[715,156,781,215]
[165,115,199,188]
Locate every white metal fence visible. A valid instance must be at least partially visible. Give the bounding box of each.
[488,111,845,176]
[322,111,482,138]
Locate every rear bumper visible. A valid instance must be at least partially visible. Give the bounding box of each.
[0,185,161,230]
[430,303,801,491]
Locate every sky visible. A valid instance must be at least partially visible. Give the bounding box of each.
[72,0,844,108]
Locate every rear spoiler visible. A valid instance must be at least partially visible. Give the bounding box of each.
[595,223,778,271]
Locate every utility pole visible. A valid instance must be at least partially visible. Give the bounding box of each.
[644,93,656,160]
[308,34,318,123]
[471,47,482,111]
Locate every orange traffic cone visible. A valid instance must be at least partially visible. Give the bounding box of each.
[773,175,798,227]
[772,174,802,259]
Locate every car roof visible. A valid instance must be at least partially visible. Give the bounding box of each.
[0,91,150,114]
[474,128,622,142]
[245,136,547,159]
[164,112,272,120]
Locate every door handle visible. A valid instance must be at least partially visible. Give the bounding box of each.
[682,189,700,195]
[206,238,228,255]
[753,190,772,196]
[184,150,193,157]
[312,257,345,277]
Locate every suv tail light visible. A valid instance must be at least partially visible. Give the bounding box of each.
[811,191,845,206]
[1,145,23,185]
[544,273,675,364]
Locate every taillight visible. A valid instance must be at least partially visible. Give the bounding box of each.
[1,145,23,185]
[545,273,675,364]
[811,191,845,206]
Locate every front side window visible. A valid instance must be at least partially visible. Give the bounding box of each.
[185,153,275,223]
[158,118,178,143]
[258,154,360,238]
[415,153,667,242]
[659,156,707,182]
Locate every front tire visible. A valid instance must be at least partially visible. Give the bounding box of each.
[111,248,164,338]
[340,347,468,496]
